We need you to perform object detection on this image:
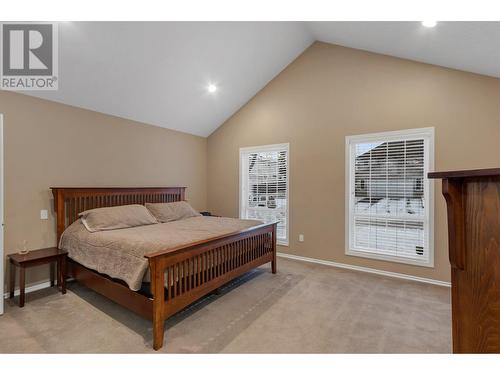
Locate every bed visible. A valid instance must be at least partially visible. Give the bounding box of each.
[51,187,277,350]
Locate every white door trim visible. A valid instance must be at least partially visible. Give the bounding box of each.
[0,114,4,315]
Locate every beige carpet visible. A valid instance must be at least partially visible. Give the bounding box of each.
[0,257,451,353]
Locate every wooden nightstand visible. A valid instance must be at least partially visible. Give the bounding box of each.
[8,247,68,307]
[200,211,220,217]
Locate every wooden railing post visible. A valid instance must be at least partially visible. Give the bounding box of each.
[429,168,500,353]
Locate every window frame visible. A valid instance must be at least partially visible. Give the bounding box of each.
[239,143,290,246]
[345,127,435,267]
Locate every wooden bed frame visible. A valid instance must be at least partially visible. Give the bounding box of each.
[51,187,277,350]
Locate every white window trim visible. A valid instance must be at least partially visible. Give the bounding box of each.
[239,143,290,246]
[345,127,435,267]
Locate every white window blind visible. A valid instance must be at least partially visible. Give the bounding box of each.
[240,143,289,245]
[346,128,434,266]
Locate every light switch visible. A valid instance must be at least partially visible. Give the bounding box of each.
[299,234,304,242]
[40,209,48,220]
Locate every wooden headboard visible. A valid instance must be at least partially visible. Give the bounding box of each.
[50,187,186,243]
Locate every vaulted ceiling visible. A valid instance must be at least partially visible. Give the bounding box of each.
[24,22,500,137]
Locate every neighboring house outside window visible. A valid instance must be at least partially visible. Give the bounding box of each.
[345,128,434,266]
[240,143,289,246]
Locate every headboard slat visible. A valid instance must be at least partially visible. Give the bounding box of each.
[51,187,187,244]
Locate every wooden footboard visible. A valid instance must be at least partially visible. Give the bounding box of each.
[146,222,277,350]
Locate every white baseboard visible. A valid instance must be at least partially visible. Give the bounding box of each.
[277,252,451,287]
[2,254,449,300]
[3,280,53,299]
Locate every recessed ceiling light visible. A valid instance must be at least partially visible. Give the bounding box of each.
[422,20,437,28]
[207,84,217,93]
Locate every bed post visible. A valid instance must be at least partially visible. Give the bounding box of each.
[52,188,66,245]
[271,223,277,274]
[150,258,165,350]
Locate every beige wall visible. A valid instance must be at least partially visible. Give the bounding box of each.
[3,41,500,288]
[1,91,207,287]
[207,41,500,283]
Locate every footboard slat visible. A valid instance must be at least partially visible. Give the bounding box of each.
[160,230,274,308]
[164,252,273,318]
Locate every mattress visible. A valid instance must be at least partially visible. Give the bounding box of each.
[59,216,263,291]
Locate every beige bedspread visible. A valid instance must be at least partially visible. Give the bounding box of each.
[59,216,263,291]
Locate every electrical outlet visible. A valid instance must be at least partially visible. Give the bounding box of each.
[299,234,304,242]
[40,209,48,220]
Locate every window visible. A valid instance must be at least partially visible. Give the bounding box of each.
[240,143,289,245]
[345,128,434,266]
